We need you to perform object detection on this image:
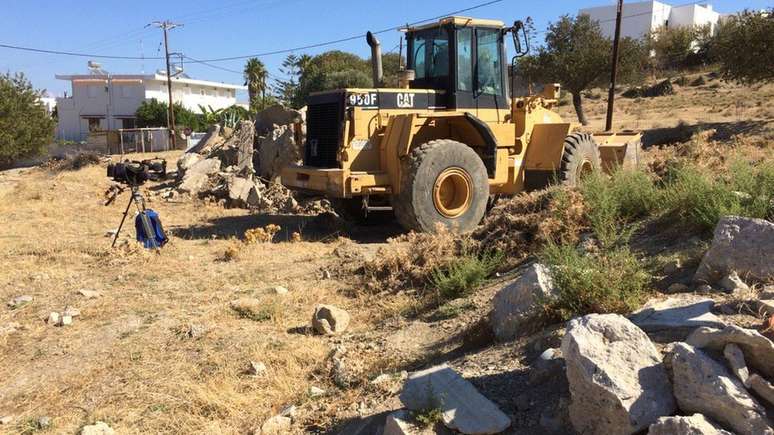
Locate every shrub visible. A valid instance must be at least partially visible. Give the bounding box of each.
[0,73,55,165]
[579,169,658,247]
[661,165,743,231]
[539,242,649,320]
[429,251,503,300]
[728,159,774,220]
[712,10,774,84]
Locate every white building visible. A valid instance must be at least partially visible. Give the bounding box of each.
[579,1,721,40]
[55,72,246,141]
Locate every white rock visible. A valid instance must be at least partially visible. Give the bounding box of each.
[47,312,60,325]
[399,364,511,434]
[687,325,774,379]
[60,315,73,326]
[648,413,733,435]
[748,374,774,407]
[7,295,33,308]
[62,306,81,317]
[670,343,772,435]
[271,286,289,295]
[718,271,750,293]
[723,343,749,385]
[491,263,558,341]
[629,295,725,341]
[226,176,262,208]
[561,314,675,434]
[80,421,115,435]
[259,415,291,434]
[176,152,203,175]
[383,409,452,435]
[248,361,266,376]
[309,386,325,397]
[0,416,11,425]
[311,304,350,335]
[695,216,774,284]
[178,157,221,194]
[78,289,101,299]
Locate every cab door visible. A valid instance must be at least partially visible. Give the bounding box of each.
[450,26,508,122]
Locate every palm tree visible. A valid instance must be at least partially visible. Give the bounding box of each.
[244,58,268,111]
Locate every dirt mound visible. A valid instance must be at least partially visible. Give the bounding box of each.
[43,151,103,171]
[473,188,588,268]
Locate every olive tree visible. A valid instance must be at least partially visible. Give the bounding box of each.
[517,15,648,125]
[712,10,774,84]
[0,73,55,165]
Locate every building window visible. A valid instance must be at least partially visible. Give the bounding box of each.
[86,117,102,132]
[200,88,205,96]
[121,118,136,129]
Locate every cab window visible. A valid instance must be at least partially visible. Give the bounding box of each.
[409,28,449,85]
[476,28,503,95]
[456,28,473,92]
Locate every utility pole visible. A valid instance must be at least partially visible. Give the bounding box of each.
[149,20,182,149]
[605,0,624,132]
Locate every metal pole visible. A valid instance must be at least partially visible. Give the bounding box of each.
[605,0,624,132]
[162,23,177,150]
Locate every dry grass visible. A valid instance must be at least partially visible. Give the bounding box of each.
[0,154,385,434]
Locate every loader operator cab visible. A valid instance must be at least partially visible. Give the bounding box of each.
[405,17,528,110]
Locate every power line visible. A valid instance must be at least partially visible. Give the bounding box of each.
[0,42,164,60]
[189,0,506,62]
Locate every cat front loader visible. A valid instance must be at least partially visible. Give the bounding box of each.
[281,16,640,233]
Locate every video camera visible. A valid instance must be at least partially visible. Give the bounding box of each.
[107,158,166,186]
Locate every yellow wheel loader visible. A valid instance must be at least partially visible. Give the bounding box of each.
[281,16,640,233]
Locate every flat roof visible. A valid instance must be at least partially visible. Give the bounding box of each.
[54,73,246,90]
[408,16,505,32]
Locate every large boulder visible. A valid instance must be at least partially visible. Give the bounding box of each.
[648,414,733,435]
[561,314,675,434]
[670,343,772,435]
[256,124,301,181]
[311,304,350,335]
[178,157,220,194]
[399,364,511,434]
[694,216,774,284]
[686,325,774,379]
[254,104,304,134]
[491,263,558,341]
[629,295,725,342]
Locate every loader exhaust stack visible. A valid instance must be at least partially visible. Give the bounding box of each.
[366,31,383,88]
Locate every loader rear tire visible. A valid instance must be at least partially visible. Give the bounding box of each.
[392,140,489,233]
[560,132,601,187]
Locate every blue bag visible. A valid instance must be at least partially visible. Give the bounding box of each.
[135,209,168,249]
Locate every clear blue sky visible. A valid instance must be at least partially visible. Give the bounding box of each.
[0,0,766,101]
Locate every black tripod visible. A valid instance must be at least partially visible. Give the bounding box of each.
[111,185,159,250]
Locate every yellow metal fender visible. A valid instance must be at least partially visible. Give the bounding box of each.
[523,122,572,171]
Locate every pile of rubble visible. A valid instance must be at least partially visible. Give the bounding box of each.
[165,105,327,214]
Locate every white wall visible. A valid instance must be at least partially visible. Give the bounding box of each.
[671,4,720,33]
[144,80,237,113]
[580,1,671,39]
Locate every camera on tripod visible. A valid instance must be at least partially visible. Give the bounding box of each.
[107,158,166,186]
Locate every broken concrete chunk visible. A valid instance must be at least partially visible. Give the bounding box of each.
[686,325,774,379]
[47,312,60,325]
[562,314,675,434]
[399,364,511,434]
[723,343,750,385]
[247,361,266,376]
[311,304,350,335]
[695,216,774,284]
[80,421,115,435]
[259,415,291,435]
[648,413,733,435]
[178,157,221,194]
[491,263,558,341]
[748,374,774,407]
[629,295,725,342]
[670,343,772,435]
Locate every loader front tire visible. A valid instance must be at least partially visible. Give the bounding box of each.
[560,133,601,187]
[393,140,489,233]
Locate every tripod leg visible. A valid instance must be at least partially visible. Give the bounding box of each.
[111,193,134,248]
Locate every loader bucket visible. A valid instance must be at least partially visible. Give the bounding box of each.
[593,131,642,173]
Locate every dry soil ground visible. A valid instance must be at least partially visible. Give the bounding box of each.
[1,72,773,434]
